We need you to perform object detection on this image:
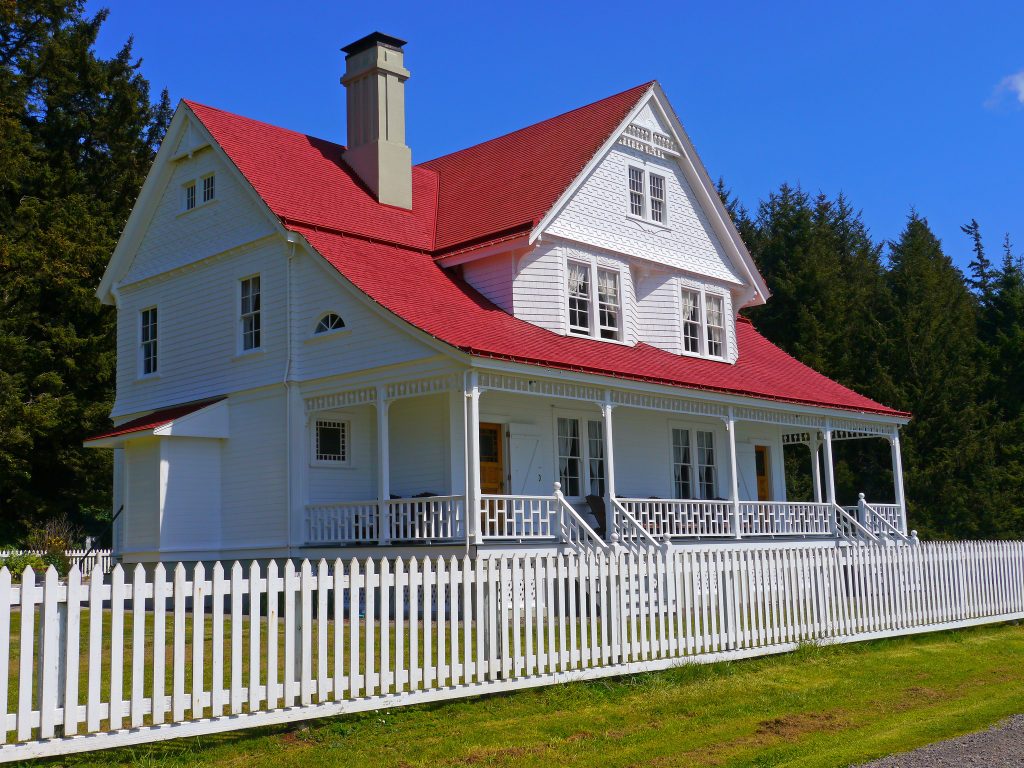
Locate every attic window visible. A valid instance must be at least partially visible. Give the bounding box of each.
[315,313,346,334]
[202,173,215,203]
[184,181,196,211]
[627,167,667,225]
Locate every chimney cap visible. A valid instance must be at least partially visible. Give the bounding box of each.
[342,32,407,57]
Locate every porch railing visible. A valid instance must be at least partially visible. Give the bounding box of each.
[738,501,834,538]
[616,499,733,538]
[478,494,559,540]
[306,497,464,545]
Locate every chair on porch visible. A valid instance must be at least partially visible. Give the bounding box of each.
[585,495,607,538]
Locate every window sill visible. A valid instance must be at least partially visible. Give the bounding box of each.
[567,329,631,346]
[304,329,352,344]
[176,198,220,218]
[625,213,671,231]
[678,348,729,364]
[232,347,265,361]
[310,461,355,469]
[136,373,161,382]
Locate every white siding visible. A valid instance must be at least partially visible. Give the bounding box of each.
[511,243,565,334]
[461,253,514,312]
[123,437,160,551]
[160,438,222,551]
[114,241,287,417]
[633,271,682,354]
[734,422,787,502]
[389,394,451,496]
[292,253,439,382]
[307,404,377,504]
[124,144,274,284]
[218,389,289,548]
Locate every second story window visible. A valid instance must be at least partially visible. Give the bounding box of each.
[184,182,196,211]
[567,258,624,341]
[202,173,215,203]
[567,261,591,334]
[140,307,158,376]
[628,166,668,224]
[240,275,261,351]
[628,167,645,217]
[680,286,727,360]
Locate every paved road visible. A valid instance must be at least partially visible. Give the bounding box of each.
[858,715,1024,767]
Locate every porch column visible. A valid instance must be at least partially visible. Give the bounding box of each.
[601,392,617,544]
[890,431,907,534]
[809,438,822,503]
[376,386,391,545]
[727,408,741,540]
[466,372,483,545]
[822,422,836,506]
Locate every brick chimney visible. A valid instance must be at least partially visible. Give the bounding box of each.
[341,32,412,209]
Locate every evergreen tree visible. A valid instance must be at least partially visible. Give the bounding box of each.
[0,1,170,542]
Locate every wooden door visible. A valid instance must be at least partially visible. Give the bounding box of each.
[479,423,505,494]
[755,445,772,501]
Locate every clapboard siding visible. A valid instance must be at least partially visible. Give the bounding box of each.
[219,388,288,548]
[512,243,565,333]
[125,144,274,284]
[292,253,438,382]
[634,271,682,354]
[461,254,514,313]
[160,438,223,551]
[307,404,377,504]
[389,394,451,496]
[122,437,160,551]
[114,241,287,418]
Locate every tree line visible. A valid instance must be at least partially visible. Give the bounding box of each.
[1,3,1020,544]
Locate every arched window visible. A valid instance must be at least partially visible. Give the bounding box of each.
[315,313,345,334]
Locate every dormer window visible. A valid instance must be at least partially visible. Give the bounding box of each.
[627,166,667,225]
[681,287,727,360]
[567,258,623,341]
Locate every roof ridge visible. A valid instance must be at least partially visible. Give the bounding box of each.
[418,81,653,167]
[184,99,349,150]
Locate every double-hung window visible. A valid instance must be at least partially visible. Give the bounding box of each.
[202,174,215,203]
[240,275,261,351]
[627,166,667,224]
[184,182,196,211]
[680,286,727,360]
[671,427,718,499]
[557,416,606,498]
[567,258,623,341]
[140,307,158,376]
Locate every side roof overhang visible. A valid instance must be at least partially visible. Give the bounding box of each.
[84,398,228,448]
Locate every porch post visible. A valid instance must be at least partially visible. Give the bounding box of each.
[466,372,483,546]
[727,407,741,540]
[809,437,822,503]
[822,422,836,506]
[601,391,617,544]
[890,431,907,534]
[376,385,391,545]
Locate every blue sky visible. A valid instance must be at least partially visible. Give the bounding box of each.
[87,0,1023,269]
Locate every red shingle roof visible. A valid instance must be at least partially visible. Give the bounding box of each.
[85,398,225,442]
[184,89,906,418]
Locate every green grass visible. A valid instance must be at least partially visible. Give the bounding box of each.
[43,622,1024,768]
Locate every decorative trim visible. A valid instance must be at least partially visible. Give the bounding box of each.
[306,387,376,412]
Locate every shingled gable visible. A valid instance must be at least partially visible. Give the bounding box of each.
[181,89,907,418]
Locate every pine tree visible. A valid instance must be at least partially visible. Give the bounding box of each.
[0,2,170,542]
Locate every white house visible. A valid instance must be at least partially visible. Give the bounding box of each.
[85,33,911,565]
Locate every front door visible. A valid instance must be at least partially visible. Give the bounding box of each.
[479,423,505,494]
[755,445,772,501]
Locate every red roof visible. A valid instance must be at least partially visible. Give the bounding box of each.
[184,89,906,418]
[85,398,224,442]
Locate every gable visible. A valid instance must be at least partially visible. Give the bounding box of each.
[124,139,275,285]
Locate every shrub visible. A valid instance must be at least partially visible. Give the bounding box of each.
[0,553,46,581]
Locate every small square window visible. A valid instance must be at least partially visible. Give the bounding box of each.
[315,420,348,463]
[202,174,215,203]
[184,182,196,211]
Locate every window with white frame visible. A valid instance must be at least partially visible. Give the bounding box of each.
[139,307,158,376]
[567,258,624,341]
[680,286,727,360]
[671,427,718,499]
[627,166,668,224]
[313,419,349,464]
[184,181,196,211]
[557,416,606,498]
[567,261,591,335]
[240,275,261,351]
[628,167,645,217]
[202,173,215,203]
[315,313,345,334]
[596,268,621,340]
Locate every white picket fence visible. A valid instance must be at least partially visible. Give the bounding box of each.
[1,540,1023,761]
[0,550,112,576]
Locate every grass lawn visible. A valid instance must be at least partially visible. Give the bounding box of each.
[47,622,1024,768]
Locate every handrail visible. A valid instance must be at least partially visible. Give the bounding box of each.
[834,503,879,543]
[861,497,909,542]
[610,497,660,549]
[553,485,609,551]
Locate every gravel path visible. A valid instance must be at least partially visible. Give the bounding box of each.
[858,715,1024,767]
